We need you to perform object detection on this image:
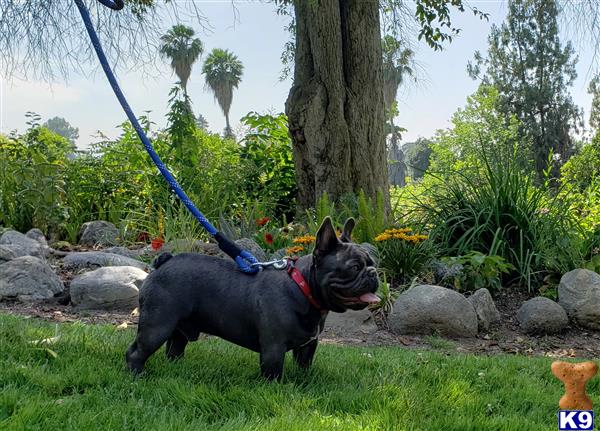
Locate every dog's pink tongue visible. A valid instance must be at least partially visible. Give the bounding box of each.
[359,293,380,303]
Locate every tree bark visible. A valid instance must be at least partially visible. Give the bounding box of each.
[285,0,389,213]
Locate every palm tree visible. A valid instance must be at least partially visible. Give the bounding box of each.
[382,36,414,187]
[202,48,244,137]
[382,36,415,128]
[159,25,203,95]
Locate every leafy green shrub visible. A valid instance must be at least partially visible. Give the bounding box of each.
[369,273,397,317]
[413,144,581,291]
[0,130,68,237]
[440,252,514,294]
[303,190,387,245]
[561,134,600,191]
[374,227,434,284]
[240,112,296,220]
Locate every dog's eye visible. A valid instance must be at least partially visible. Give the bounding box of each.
[351,264,360,272]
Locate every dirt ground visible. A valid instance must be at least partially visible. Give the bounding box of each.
[2,286,599,359]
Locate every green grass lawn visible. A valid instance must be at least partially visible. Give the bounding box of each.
[0,313,597,430]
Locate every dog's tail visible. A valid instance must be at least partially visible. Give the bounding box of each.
[152,252,173,269]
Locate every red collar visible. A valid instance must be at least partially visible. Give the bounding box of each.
[286,258,327,314]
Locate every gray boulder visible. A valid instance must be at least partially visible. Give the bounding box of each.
[63,252,149,271]
[517,297,568,334]
[559,269,600,330]
[468,288,500,331]
[235,238,268,262]
[70,266,147,310]
[0,245,22,262]
[0,230,47,258]
[389,285,478,337]
[103,246,142,260]
[25,228,48,246]
[430,259,464,286]
[0,256,63,301]
[78,221,119,246]
[324,308,378,337]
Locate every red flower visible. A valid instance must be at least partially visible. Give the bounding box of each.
[136,231,150,242]
[151,237,164,251]
[256,217,270,227]
[264,233,274,245]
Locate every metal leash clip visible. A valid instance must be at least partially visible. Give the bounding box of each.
[250,258,289,270]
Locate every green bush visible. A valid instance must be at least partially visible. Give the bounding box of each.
[440,252,514,294]
[561,134,600,191]
[413,145,582,291]
[240,112,296,221]
[374,227,434,284]
[0,130,68,238]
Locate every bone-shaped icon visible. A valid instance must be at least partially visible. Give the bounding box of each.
[551,361,598,410]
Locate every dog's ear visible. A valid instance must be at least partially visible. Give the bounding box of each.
[314,217,340,257]
[339,218,355,243]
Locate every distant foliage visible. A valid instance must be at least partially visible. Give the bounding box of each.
[561,133,600,191]
[403,137,432,180]
[42,116,79,146]
[468,0,582,175]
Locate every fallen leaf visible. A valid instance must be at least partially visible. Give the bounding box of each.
[116,322,128,330]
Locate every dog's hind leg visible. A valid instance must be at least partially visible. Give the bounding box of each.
[126,315,178,374]
[165,328,188,361]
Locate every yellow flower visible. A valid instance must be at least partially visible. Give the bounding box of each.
[374,233,392,242]
[293,235,316,245]
[374,228,428,244]
[287,245,305,254]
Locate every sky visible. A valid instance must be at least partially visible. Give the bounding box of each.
[0,1,596,148]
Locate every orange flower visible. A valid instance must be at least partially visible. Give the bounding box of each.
[256,217,270,227]
[286,245,305,254]
[293,235,316,245]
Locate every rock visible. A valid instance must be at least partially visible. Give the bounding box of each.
[0,256,63,301]
[235,238,268,262]
[70,266,147,310]
[324,308,378,338]
[559,269,600,330]
[0,245,23,262]
[78,221,119,246]
[467,288,500,331]
[389,285,478,337]
[25,228,47,246]
[103,246,142,260]
[63,252,149,271]
[430,260,464,287]
[0,230,47,258]
[516,297,568,334]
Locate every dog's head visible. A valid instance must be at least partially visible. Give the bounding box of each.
[312,217,380,312]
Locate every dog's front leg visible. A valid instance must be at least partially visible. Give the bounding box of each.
[259,344,286,381]
[293,339,318,370]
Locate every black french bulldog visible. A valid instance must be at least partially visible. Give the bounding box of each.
[125,217,379,380]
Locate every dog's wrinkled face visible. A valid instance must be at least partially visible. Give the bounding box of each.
[313,217,380,312]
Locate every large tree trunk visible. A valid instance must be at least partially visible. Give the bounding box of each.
[285,0,389,213]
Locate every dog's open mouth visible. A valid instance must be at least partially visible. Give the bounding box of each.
[334,291,381,305]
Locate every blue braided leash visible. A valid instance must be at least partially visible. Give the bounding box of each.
[74,0,259,274]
